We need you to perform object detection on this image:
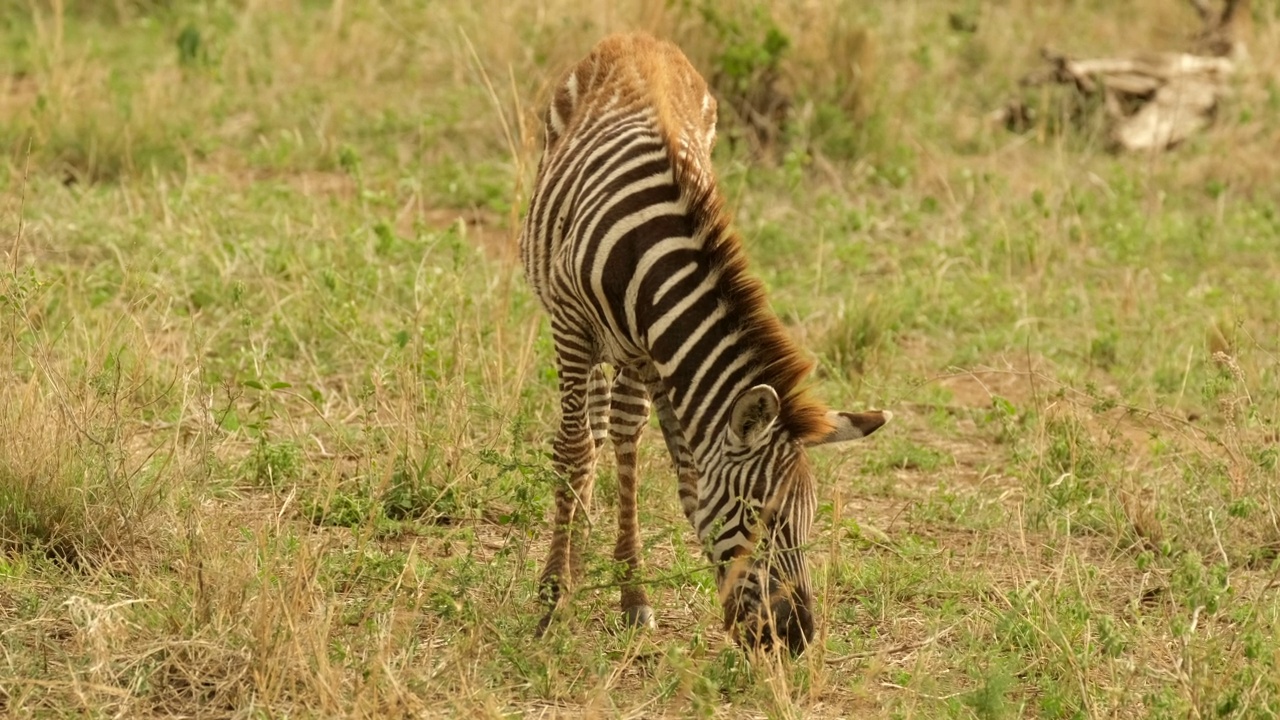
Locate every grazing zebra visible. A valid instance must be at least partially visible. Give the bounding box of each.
[519,32,890,654]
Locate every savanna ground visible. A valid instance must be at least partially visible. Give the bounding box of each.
[2,1,1279,717]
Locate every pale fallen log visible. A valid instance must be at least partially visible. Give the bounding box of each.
[998,0,1246,152]
[1034,47,1234,152]
[1112,75,1222,152]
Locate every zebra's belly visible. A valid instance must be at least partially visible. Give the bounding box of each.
[597,330,648,369]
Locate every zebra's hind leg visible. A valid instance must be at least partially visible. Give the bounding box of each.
[536,353,601,636]
[610,365,656,630]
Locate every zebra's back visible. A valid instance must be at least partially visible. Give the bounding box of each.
[520,33,720,363]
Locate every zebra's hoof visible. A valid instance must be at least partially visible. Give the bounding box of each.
[535,609,557,638]
[622,605,656,630]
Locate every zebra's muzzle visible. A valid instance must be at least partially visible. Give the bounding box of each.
[728,581,814,655]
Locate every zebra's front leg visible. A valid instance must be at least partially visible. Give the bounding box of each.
[536,358,600,636]
[649,383,700,528]
[610,366,656,630]
[569,364,610,583]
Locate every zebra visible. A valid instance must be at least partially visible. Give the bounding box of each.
[519,32,890,654]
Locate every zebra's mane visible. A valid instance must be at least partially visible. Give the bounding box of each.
[665,147,835,445]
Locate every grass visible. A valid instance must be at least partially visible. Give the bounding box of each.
[2,0,1279,717]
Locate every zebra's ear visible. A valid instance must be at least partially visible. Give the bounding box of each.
[807,410,892,447]
[729,385,780,447]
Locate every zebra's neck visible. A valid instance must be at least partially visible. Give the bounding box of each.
[637,238,784,465]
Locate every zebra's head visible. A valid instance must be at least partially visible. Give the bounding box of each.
[710,384,890,655]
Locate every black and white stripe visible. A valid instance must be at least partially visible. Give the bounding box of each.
[521,33,889,654]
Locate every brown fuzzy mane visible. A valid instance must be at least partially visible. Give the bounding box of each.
[665,148,834,444]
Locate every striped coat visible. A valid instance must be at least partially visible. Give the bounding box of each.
[520,32,889,653]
